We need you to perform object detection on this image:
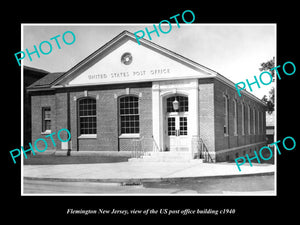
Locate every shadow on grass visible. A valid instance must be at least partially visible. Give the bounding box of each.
[23,154,130,165]
[143,174,275,194]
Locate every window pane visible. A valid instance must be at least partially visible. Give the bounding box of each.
[78,98,97,134]
[42,107,51,131]
[224,96,229,135]
[179,117,187,135]
[120,96,139,134]
[179,96,188,112]
[168,117,176,136]
[45,120,51,130]
[44,109,51,119]
[166,96,188,112]
[234,100,238,135]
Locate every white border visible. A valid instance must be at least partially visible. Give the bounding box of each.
[21,24,24,194]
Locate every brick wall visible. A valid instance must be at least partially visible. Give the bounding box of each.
[213,78,267,161]
[30,78,266,160]
[31,92,58,151]
[55,92,69,149]
[198,78,215,160]
[30,83,153,153]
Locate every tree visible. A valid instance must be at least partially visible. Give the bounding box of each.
[261,88,274,113]
[259,57,275,79]
[259,57,275,114]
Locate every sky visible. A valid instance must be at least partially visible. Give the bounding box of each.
[22,24,276,99]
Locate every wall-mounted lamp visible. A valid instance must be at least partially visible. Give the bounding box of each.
[172,97,179,111]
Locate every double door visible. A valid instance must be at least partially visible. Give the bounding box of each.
[166,113,188,151]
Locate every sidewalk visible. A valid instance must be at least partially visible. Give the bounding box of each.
[23,161,275,183]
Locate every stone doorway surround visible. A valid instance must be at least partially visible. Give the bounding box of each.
[152,78,199,157]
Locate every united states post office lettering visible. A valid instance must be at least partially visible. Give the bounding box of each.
[87,68,170,80]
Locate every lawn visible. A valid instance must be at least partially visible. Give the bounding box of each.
[23,154,130,165]
[143,174,275,194]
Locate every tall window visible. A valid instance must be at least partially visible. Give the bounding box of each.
[233,99,238,135]
[42,107,51,132]
[248,105,251,134]
[78,98,97,135]
[257,110,260,134]
[224,95,229,135]
[120,96,139,134]
[261,111,264,134]
[253,108,256,134]
[242,103,245,135]
[260,111,262,134]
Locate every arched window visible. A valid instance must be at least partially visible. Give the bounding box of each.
[248,105,251,134]
[257,110,260,134]
[119,96,139,134]
[78,98,97,135]
[242,103,246,135]
[233,99,238,135]
[166,96,188,112]
[253,108,256,134]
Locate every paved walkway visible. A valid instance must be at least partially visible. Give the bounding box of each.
[23,161,275,182]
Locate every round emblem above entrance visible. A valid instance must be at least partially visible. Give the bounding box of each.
[121,52,133,65]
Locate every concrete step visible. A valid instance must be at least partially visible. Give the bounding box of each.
[129,151,203,162]
[128,157,204,163]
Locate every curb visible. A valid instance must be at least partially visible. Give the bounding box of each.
[23,171,274,184]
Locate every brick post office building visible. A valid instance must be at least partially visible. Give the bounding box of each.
[27,30,267,162]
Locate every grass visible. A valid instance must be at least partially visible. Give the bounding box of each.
[23,154,130,165]
[143,174,275,193]
[23,146,276,165]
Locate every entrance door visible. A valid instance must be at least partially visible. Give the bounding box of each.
[165,95,189,151]
[166,114,189,151]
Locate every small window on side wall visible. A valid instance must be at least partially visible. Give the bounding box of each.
[42,107,51,133]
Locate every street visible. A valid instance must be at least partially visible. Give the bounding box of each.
[23,179,193,194]
[23,174,274,195]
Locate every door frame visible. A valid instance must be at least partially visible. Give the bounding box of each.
[152,79,199,154]
[165,112,189,151]
[163,94,189,151]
